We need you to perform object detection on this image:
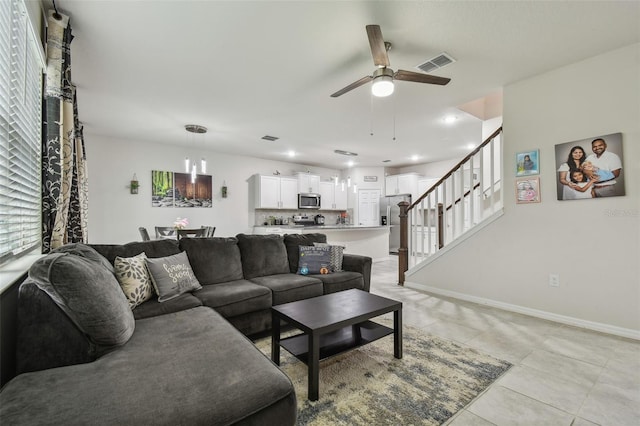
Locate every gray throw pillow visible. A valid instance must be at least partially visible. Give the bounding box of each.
[145,252,202,302]
[298,246,332,275]
[313,242,345,272]
[28,251,135,347]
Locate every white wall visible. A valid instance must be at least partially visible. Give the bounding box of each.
[407,44,640,335]
[85,137,339,243]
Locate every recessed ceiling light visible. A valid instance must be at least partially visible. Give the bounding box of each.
[411,155,419,161]
[287,150,295,157]
[443,115,457,124]
[347,160,355,167]
[382,159,391,163]
[334,149,358,156]
[261,135,279,141]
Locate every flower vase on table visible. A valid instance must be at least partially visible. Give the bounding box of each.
[174,217,189,230]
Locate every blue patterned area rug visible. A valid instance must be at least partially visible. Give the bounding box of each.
[256,319,511,425]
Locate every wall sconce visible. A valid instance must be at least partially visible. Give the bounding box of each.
[130,173,139,194]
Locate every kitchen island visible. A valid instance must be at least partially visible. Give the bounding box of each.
[253,225,390,261]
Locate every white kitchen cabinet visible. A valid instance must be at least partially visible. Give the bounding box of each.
[385,173,420,198]
[280,177,298,208]
[334,183,347,210]
[319,181,348,210]
[253,175,298,209]
[297,173,320,193]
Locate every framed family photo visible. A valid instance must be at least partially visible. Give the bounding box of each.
[554,133,624,201]
[516,150,539,176]
[515,177,541,204]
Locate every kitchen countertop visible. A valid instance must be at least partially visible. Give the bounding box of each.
[254,225,388,230]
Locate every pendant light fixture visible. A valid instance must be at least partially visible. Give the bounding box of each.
[184,124,208,183]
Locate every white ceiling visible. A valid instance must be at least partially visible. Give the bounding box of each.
[53,0,639,169]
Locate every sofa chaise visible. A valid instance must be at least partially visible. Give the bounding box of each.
[0,233,372,425]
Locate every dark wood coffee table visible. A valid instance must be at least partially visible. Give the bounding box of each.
[271,289,402,401]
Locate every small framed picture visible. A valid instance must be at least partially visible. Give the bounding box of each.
[515,177,541,204]
[516,150,539,176]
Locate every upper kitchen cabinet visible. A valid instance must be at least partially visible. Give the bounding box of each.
[297,173,320,194]
[385,173,421,198]
[252,174,298,209]
[319,181,348,210]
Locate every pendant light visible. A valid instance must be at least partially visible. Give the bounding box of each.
[184,124,208,179]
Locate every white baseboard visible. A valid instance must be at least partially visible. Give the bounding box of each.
[405,281,640,341]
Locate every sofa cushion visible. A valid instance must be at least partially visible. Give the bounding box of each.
[145,252,202,302]
[28,247,135,347]
[283,233,327,273]
[179,237,244,284]
[313,242,345,272]
[298,245,332,275]
[91,239,181,265]
[250,273,323,305]
[311,271,365,294]
[0,307,297,426]
[236,234,290,279]
[193,280,272,317]
[53,242,115,273]
[132,293,203,320]
[114,252,154,309]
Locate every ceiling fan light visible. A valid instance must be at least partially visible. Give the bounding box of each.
[372,75,394,97]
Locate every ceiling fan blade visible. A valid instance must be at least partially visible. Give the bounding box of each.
[366,25,389,67]
[394,69,451,85]
[330,75,373,98]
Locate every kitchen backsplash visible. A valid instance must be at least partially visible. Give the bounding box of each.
[255,210,345,226]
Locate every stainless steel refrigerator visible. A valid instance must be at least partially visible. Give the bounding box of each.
[380,194,411,254]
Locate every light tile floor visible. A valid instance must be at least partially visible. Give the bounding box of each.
[369,259,640,426]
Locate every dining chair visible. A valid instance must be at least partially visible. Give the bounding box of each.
[200,226,216,237]
[138,227,151,241]
[155,226,176,239]
[177,228,208,239]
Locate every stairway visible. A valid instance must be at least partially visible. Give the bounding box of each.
[398,127,504,282]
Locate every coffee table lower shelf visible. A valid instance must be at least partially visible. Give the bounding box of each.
[279,320,392,364]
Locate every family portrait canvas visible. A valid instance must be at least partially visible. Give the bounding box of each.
[555,133,624,201]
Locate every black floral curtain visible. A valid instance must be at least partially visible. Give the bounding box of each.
[42,10,88,252]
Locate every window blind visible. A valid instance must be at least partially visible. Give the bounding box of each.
[0,0,43,265]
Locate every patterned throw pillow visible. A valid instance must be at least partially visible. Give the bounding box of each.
[313,242,345,272]
[298,246,332,275]
[114,252,154,309]
[145,251,202,302]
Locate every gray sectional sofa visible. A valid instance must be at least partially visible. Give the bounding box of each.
[0,233,372,425]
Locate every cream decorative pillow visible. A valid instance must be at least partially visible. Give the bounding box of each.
[114,252,154,309]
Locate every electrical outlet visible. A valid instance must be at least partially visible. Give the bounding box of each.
[549,274,560,287]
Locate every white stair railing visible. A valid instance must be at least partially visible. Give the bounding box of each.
[398,127,503,283]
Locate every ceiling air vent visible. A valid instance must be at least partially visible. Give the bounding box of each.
[416,52,456,74]
[261,135,279,141]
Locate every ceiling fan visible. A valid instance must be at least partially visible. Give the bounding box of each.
[331,25,451,98]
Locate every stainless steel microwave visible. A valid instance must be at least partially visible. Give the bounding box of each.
[298,193,321,209]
